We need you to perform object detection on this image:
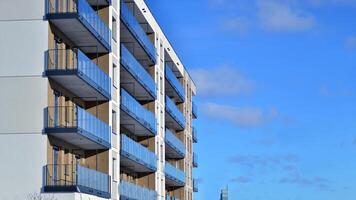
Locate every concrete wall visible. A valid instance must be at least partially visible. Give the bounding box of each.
[0,0,48,199]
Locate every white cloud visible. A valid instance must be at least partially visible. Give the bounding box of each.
[345,36,356,49]
[222,17,249,34]
[201,103,278,127]
[191,65,255,97]
[257,0,316,32]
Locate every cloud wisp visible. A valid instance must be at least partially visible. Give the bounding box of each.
[230,176,252,183]
[257,0,316,32]
[228,154,299,168]
[221,17,249,34]
[345,36,356,49]
[191,65,255,97]
[201,103,279,128]
[279,173,333,191]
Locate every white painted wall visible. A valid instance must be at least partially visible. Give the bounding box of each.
[0,0,48,199]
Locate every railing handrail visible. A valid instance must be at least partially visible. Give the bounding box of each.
[121,88,157,133]
[165,64,185,100]
[165,162,185,184]
[44,164,110,193]
[45,0,111,48]
[120,1,156,63]
[45,48,111,97]
[121,134,157,169]
[120,44,156,97]
[165,129,185,156]
[45,105,111,144]
[120,180,157,199]
[165,96,185,128]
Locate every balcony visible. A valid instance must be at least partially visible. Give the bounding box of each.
[166,195,180,200]
[120,2,156,64]
[193,153,198,168]
[45,0,111,53]
[120,44,156,101]
[44,49,111,101]
[192,101,197,119]
[87,0,111,6]
[120,134,157,173]
[165,96,185,131]
[192,127,198,143]
[165,65,185,103]
[165,162,185,187]
[193,179,198,192]
[44,164,110,198]
[44,106,111,149]
[120,181,157,200]
[120,88,157,136]
[165,129,185,159]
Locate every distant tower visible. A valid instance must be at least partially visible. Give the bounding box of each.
[220,186,228,200]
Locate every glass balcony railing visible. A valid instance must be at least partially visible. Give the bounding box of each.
[44,164,110,198]
[121,134,157,171]
[166,195,180,200]
[45,0,111,50]
[120,181,157,200]
[165,96,185,129]
[120,2,156,63]
[193,153,198,168]
[120,44,156,99]
[192,127,198,143]
[193,178,198,192]
[165,65,185,101]
[165,162,185,185]
[192,101,197,118]
[165,129,185,157]
[45,49,111,99]
[121,88,157,135]
[44,106,111,146]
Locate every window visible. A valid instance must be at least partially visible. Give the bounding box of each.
[112,158,117,182]
[112,110,117,134]
[112,17,117,42]
[113,64,117,88]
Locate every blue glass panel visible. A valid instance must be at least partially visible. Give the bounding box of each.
[121,88,157,134]
[165,96,185,129]
[165,129,185,157]
[165,162,185,185]
[120,2,156,63]
[165,65,185,101]
[121,44,156,98]
[120,181,157,200]
[121,134,157,170]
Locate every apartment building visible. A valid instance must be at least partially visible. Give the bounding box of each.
[0,0,198,200]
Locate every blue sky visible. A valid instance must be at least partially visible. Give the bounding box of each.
[146,0,356,199]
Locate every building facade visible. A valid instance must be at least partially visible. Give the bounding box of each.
[220,188,228,200]
[0,0,198,200]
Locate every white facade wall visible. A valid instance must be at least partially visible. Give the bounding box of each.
[0,0,48,199]
[0,0,196,199]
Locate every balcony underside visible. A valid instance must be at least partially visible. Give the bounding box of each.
[87,0,111,6]
[165,79,184,103]
[120,66,155,102]
[47,14,110,53]
[45,127,110,150]
[120,106,156,137]
[165,176,185,188]
[120,22,155,65]
[193,187,198,192]
[192,112,197,119]
[165,111,184,131]
[165,141,185,159]
[45,71,110,101]
[44,185,110,199]
[120,152,156,173]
